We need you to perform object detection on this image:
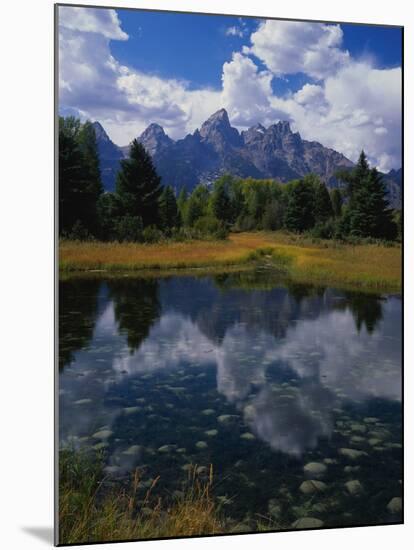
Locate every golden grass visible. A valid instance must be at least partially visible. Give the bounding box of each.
[59,232,401,291]
[59,449,224,545]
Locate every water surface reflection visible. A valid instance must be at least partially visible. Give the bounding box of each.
[59,274,402,527]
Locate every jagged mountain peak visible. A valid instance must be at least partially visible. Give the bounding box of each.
[140,122,168,138]
[199,108,241,147]
[200,109,231,136]
[138,122,172,157]
[268,120,294,135]
[205,108,230,123]
[251,123,266,132]
[92,121,111,142]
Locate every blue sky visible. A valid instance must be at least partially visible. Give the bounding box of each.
[111,11,402,90]
[58,5,402,170]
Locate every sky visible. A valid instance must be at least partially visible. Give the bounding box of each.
[58,5,402,171]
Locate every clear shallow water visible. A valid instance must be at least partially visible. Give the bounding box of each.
[59,272,402,529]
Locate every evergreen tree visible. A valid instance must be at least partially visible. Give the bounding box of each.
[314,181,334,223]
[177,187,188,225]
[349,167,397,239]
[336,150,370,202]
[59,117,84,234]
[210,179,231,223]
[115,139,162,227]
[284,179,315,232]
[96,192,121,241]
[59,116,103,236]
[330,188,343,217]
[159,186,180,232]
[78,121,102,198]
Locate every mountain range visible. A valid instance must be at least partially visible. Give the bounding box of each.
[92,109,401,207]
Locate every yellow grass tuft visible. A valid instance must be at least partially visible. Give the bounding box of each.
[59,450,224,545]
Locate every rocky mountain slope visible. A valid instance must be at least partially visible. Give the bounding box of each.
[92,110,401,207]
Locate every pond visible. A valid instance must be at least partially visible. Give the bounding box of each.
[59,271,402,530]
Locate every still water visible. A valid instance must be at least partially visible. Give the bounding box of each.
[59,272,402,529]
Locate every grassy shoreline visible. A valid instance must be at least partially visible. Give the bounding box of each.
[59,232,401,292]
[59,448,282,544]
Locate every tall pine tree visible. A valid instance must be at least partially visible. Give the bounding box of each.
[349,167,396,239]
[59,116,103,236]
[314,181,334,223]
[159,186,180,232]
[284,179,315,232]
[210,179,231,224]
[330,188,343,217]
[115,139,162,227]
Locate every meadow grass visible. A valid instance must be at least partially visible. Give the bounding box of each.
[59,231,401,291]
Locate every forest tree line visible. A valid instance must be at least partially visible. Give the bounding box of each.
[59,116,400,243]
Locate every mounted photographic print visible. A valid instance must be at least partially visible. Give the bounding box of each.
[56,2,403,545]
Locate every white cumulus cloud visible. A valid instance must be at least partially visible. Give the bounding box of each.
[59,6,128,40]
[245,20,350,80]
[284,62,402,170]
[221,52,281,127]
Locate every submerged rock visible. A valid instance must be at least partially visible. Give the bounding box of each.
[217,414,238,424]
[268,499,282,518]
[387,497,402,514]
[74,398,92,405]
[345,480,363,495]
[205,429,218,437]
[92,429,113,440]
[292,517,324,529]
[304,462,327,477]
[350,436,365,445]
[240,432,256,441]
[368,429,390,440]
[93,442,108,451]
[196,441,208,450]
[339,448,367,460]
[363,417,379,424]
[202,409,215,416]
[123,445,142,456]
[123,406,140,415]
[158,444,175,453]
[350,423,367,434]
[299,480,327,495]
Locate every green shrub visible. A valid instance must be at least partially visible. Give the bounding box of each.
[66,220,93,241]
[310,219,335,239]
[193,216,229,239]
[234,215,256,232]
[116,215,143,242]
[141,225,164,243]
